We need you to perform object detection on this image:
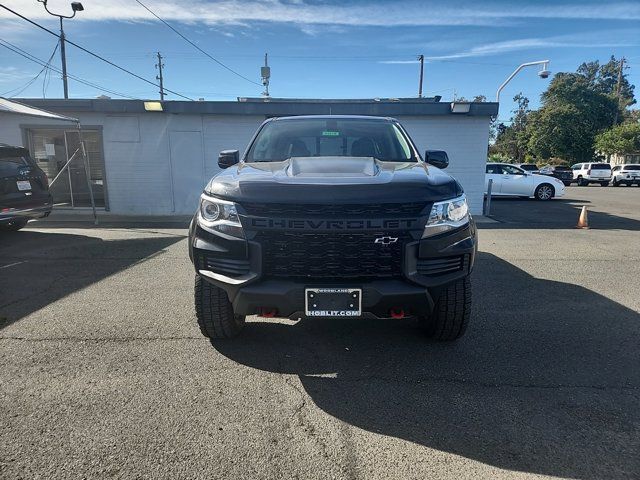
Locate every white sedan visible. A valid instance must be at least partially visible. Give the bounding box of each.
[485,163,566,201]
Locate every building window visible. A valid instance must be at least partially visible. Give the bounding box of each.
[26,128,106,208]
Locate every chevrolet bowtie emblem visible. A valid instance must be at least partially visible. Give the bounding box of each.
[374,236,399,245]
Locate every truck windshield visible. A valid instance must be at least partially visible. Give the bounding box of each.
[245,118,416,162]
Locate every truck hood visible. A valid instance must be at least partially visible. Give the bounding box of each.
[206,157,462,204]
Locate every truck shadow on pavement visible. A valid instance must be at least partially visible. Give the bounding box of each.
[485,197,640,230]
[0,229,183,330]
[212,252,640,479]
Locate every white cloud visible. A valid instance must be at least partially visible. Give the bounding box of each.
[0,66,33,84]
[1,1,639,27]
[379,60,420,64]
[423,32,640,61]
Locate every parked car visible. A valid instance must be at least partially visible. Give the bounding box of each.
[485,163,565,200]
[189,115,477,341]
[539,165,573,186]
[517,163,540,174]
[571,162,612,186]
[0,144,52,231]
[611,164,640,186]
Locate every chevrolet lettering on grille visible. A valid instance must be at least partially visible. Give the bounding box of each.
[247,217,417,231]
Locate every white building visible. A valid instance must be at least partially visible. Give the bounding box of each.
[0,97,497,215]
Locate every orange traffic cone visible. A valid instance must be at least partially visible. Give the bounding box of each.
[576,206,589,229]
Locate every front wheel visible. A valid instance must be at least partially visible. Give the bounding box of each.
[600,181,609,187]
[421,277,471,341]
[612,179,619,187]
[194,274,245,339]
[577,177,588,186]
[0,218,28,231]
[534,183,554,200]
[563,181,571,186]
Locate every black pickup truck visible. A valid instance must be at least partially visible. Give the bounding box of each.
[189,115,477,341]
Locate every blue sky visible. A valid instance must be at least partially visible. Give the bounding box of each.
[1,0,639,119]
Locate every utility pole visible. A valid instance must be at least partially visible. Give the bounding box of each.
[417,54,424,98]
[59,17,68,99]
[261,53,271,97]
[614,57,625,124]
[615,57,625,97]
[156,52,165,101]
[38,1,84,99]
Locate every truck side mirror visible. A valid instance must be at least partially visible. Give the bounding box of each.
[218,150,239,169]
[425,150,449,169]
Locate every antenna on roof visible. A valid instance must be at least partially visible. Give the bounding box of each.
[261,53,270,97]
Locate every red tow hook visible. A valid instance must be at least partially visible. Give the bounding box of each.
[258,308,277,318]
[390,308,405,319]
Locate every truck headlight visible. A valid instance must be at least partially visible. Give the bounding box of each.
[423,194,469,238]
[198,195,244,238]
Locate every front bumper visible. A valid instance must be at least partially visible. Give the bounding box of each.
[190,216,477,319]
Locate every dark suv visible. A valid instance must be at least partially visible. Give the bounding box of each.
[540,165,573,186]
[0,145,52,231]
[188,116,477,341]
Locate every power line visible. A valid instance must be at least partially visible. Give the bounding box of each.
[133,0,261,87]
[1,39,58,97]
[42,41,58,98]
[0,3,194,101]
[0,39,138,100]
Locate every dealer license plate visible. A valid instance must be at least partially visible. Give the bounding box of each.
[305,288,361,317]
[16,180,32,191]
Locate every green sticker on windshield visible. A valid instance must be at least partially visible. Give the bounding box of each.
[322,131,340,136]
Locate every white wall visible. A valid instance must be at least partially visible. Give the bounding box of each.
[1,111,489,215]
[399,115,490,215]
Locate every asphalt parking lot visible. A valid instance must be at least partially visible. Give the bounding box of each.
[1,186,639,479]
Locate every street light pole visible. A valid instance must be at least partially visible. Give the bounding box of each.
[496,60,550,104]
[38,1,84,99]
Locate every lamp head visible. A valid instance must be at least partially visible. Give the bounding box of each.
[71,2,84,12]
[538,61,551,79]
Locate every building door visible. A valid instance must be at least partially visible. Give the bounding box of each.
[169,131,205,214]
[27,127,106,208]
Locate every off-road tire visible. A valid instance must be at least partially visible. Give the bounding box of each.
[195,274,245,338]
[422,276,471,341]
[0,218,28,231]
[534,183,554,200]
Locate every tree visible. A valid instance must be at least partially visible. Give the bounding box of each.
[594,122,640,155]
[453,95,486,102]
[527,104,596,161]
[578,56,636,108]
[527,74,618,161]
[490,93,530,161]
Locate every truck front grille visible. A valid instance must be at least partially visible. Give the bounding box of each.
[241,202,427,218]
[256,231,409,279]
